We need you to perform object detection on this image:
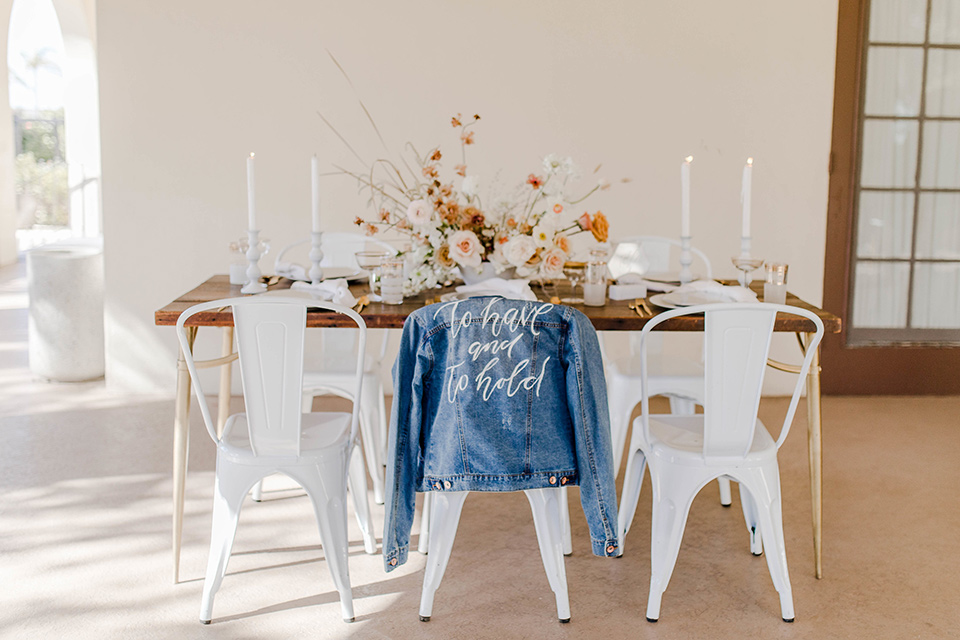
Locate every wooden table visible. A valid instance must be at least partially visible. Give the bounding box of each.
[156,275,841,583]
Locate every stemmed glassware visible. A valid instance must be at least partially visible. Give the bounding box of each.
[730,256,764,287]
[355,251,392,294]
[562,261,587,304]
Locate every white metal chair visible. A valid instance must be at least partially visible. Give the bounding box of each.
[271,232,396,505]
[604,235,713,478]
[617,302,824,622]
[176,296,375,624]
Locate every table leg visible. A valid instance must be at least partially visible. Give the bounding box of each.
[216,327,234,438]
[803,332,823,579]
[173,325,197,584]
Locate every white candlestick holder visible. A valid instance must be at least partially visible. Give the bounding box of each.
[678,235,694,285]
[309,231,324,284]
[739,236,752,259]
[241,229,267,294]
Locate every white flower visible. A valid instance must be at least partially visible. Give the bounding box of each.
[406,199,433,225]
[461,175,480,198]
[540,247,567,280]
[531,223,554,248]
[504,235,537,268]
[542,154,576,177]
[448,230,484,268]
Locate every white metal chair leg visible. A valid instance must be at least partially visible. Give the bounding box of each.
[718,477,733,507]
[419,491,468,621]
[559,486,572,556]
[290,460,356,623]
[738,480,763,556]
[742,471,794,622]
[525,488,572,622]
[199,463,259,624]
[418,492,432,554]
[347,447,378,554]
[645,463,703,622]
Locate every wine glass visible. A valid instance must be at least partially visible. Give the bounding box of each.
[731,256,764,287]
[562,261,587,304]
[355,250,392,294]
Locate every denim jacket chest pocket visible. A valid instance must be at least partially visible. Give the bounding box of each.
[383,297,619,572]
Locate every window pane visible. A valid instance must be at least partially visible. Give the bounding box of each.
[912,263,960,328]
[856,191,914,258]
[925,49,960,117]
[930,0,960,44]
[916,193,960,258]
[920,121,960,188]
[852,261,910,328]
[870,0,927,43]
[864,46,924,116]
[860,119,919,188]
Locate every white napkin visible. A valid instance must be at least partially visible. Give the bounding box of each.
[673,279,757,302]
[617,273,676,293]
[455,277,538,301]
[608,283,647,301]
[274,260,307,282]
[290,278,358,307]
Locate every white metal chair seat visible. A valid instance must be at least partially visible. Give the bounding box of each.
[644,414,777,460]
[220,412,352,462]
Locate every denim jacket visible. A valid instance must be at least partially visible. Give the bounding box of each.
[383,296,619,572]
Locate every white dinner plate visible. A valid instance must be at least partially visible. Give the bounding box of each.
[321,267,364,281]
[649,291,723,309]
[644,271,700,284]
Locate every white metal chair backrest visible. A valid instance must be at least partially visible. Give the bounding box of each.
[175,296,367,456]
[638,303,824,459]
[611,235,713,281]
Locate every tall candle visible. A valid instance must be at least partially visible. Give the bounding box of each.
[680,156,693,237]
[311,155,321,233]
[246,153,256,230]
[741,157,753,238]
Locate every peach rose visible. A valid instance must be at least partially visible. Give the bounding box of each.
[555,234,571,255]
[540,248,566,280]
[437,244,456,268]
[590,211,609,243]
[406,199,433,225]
[577,212,592,231]
[504,235,537,267]
[448,230,483,268]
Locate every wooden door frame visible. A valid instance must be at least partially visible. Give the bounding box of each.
[821,0,960,395]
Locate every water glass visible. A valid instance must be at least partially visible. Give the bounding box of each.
[380,256,404,305]
[583,260,607,307]
[764,263,788,305]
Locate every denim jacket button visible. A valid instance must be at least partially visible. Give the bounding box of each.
[434,482,442,490]
[606,545,617,555]
[560,477,568,485]
[389,558,398,566]
[549,476,557,485]
[443,480,451,489]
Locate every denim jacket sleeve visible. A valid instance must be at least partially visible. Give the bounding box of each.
[563,309,620,557]
[382,315,431,572]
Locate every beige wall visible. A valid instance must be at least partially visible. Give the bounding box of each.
[97,0,839,393]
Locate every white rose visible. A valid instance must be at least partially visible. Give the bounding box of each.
[448,230,483,268]
[406,199,433,225]
[504,235,537,268]
[461,175,480,198]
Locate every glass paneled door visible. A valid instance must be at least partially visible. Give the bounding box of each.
[822,0,960,394]
[851,0,960,343]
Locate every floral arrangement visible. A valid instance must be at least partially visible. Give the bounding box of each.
[350,113,611,294]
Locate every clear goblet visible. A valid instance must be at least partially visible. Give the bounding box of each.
[731,256,764,287]
[562,261,587,304]
[355,250,392,294]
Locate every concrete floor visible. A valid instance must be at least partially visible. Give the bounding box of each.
[2,259,959,639]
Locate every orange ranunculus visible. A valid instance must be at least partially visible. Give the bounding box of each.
[577,212,592,231]
[555,234,571,255]
[590,211,609,243]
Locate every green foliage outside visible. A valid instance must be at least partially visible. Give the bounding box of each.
[14,109,68,228]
